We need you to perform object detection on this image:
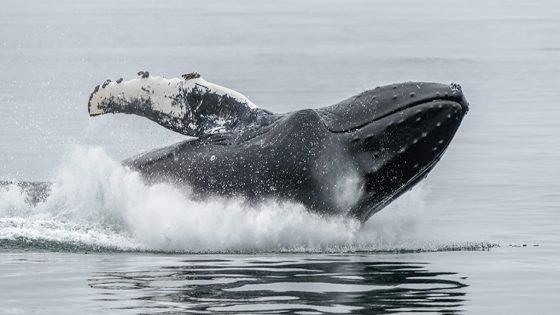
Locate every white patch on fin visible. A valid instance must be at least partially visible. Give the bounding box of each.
[88,74,257,118]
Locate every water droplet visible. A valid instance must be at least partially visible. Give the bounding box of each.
[210,155,216,161]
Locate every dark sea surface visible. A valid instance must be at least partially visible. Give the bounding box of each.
[1,0,559,313]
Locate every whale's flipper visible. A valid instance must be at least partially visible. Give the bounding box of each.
[88,72,277,137]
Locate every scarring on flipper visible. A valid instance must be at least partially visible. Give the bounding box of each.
[88,72,469,222]
[88,72,277,140]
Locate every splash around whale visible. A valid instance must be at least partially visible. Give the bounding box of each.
[88,72,469,222]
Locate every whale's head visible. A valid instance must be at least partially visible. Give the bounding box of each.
[315,82,469,221]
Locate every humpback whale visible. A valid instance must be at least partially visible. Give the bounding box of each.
[88,72,469,222]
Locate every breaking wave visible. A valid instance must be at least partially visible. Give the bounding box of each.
[0,146,496,253]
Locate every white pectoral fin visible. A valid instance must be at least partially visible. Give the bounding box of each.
[87,72,264,137]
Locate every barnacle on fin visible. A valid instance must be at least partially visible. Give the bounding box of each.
[137,71,149,78]
[102,80,111,88]
[182,72,201,80]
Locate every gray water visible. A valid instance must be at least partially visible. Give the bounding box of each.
[1,0,559,313]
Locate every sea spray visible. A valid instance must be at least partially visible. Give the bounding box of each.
[0,145,445,253]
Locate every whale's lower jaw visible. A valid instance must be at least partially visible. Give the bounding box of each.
[347,147,442,222]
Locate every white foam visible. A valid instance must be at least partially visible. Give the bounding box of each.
[0,184,31,217]
[0,146,436,253]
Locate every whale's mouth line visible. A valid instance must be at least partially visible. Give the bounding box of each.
[370,99,463,125]
[320,97,465,134]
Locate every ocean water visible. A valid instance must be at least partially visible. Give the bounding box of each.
[1,0,559,313]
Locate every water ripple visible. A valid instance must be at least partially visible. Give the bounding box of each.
[88,257,467,314]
